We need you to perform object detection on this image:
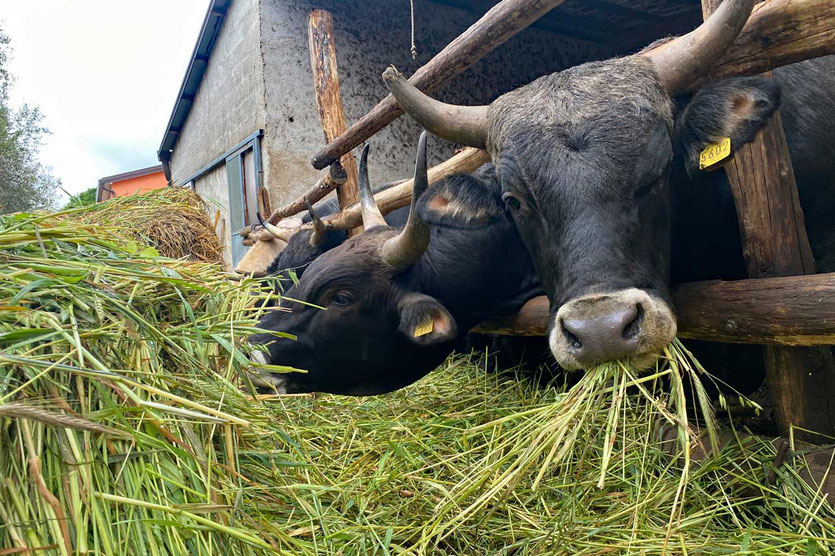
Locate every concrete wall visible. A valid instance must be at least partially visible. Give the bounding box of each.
[110,171,167,198]
[258,0,615,208]
[167,0,265,268]
[169,0,265,183]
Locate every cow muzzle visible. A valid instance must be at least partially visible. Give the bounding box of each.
[549,288,676,370]
[247,350,290,394]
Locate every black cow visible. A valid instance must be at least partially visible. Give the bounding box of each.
[251,185,409,279]
[249,133,543,394]
[384,0,834,371]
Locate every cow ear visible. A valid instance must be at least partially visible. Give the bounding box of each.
[398,293,458,346]
[417,171,506,229]
[676,76,780,176]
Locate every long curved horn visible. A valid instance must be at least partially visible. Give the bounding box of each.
[381,131,431,270]
[306,198,328,248]
[383,67,489,149]
[358,144,387,229]
[643,0,754,93]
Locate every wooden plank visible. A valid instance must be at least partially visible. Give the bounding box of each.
[310,0,566,170]
[308,10,360,210]
[673,274,835,345]
[474,273,835,347]
[322,147,490,230]
[264,162,347,225]
[692,0,835,87]
[701,0,835,438]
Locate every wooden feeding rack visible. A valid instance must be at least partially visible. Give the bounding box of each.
[263,0,835,437]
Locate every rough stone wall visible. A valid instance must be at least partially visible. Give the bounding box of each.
[258,0,616,208]
[169,0,266,183]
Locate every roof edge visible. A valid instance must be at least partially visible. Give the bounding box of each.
[98,164,165,186]
[157,0,232,167]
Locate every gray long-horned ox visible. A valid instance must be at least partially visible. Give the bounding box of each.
[249,133,542,395]
[384,0,834,371]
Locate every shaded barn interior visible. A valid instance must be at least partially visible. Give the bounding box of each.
[441,0,704,51]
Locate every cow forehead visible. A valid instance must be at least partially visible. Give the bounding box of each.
[298,229,398,292]
[487,57,673,161]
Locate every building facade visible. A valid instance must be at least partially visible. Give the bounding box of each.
[97,165,167,202]
[159,0,687,267]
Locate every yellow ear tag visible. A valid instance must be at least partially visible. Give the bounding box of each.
[699,137,732,170]
[414,318,434,338]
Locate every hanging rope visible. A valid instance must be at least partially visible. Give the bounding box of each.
[410,0,417,59]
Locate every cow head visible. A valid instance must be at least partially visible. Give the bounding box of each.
[235,206,349,279]
[249,133,460,395]
[261,208,348,277]
[386,0,757,370]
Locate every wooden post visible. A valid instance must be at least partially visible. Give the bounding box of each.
[308,10,360,211]
[701,0,835,437]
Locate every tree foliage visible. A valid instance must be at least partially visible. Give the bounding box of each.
[65,186,97,209]
[0,28,60,214]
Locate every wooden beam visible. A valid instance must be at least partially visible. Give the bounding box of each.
[310,0,566,170]
[635,0,835,76]
[264,162,347,225]
[673,274,835,346]
[323,148,490,230]
[308,10,360,210]
[701,0,835,438]
[691,0,835,87]
[313,0,833,171]
[474,273,835,347]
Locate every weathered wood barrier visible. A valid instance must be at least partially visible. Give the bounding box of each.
[475,273,835,347]
[311,0,835,171]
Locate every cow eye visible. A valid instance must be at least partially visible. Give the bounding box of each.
[330,292,354,307]
[502,193,522,211]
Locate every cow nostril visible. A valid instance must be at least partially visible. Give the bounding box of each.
[622,304,643,340]
[560,319,583,349]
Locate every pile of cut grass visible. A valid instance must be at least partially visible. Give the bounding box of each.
[2,207,833,555]
[0,210,284,554]
[58,187,223,263]
[240,352,834,554]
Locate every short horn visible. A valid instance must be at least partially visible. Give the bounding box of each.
[359,144,387,229]
[382,131,431,270]
[643,0,754,93]
[383,66,488,148]
[258,212,299,242]
[306,198,328,248]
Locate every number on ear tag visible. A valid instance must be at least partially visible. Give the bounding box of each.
[699,137,732,170]
[414,318,434,338]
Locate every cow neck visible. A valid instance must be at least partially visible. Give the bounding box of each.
[409,226,543,330]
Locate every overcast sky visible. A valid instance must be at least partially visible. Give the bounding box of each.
[1,0,208,199]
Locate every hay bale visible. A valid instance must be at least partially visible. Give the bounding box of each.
[61,187,223,263]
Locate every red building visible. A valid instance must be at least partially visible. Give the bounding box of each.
[96,165,167,202]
